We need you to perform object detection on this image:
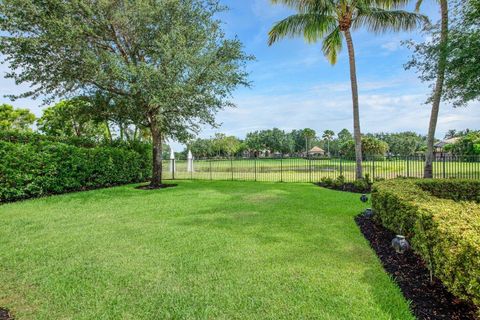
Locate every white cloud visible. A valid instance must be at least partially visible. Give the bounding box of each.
[381,41,401,52]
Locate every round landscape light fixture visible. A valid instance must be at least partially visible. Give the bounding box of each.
[360,194,369,203]
[392,235,410,254]
[364,208,373,218]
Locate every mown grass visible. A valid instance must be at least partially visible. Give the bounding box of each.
[167,158,480,182]
[0,181,414,319]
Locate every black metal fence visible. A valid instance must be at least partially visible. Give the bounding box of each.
[162,155,480,182]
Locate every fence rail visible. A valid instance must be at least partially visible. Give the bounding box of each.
[162,155,480,182]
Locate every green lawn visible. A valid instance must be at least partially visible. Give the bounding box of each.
[0,181,414,320]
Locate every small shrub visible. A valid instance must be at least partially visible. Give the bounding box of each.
[317,175,372,193]
[372,179,480,308]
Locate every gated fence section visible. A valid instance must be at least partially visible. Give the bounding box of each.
[162,155,480,182]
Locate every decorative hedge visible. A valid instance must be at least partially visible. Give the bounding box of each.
[0,130,98,147]
[372,179,480,308]
[415,179,480,203]
[0,139,151,203]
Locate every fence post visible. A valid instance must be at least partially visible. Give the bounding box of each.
[340,157,343,176]
[209,159,212,180]
[172,159,175,180]
[406,156,410,178]
[443,155,446,179]
[309,156,312,183]
[254,158,257,182]
[372,157,376,180]
[231,158,234,181]
[280,155,283,182]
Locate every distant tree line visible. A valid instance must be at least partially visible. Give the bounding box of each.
[2,102,478,159]
[181,128,433,159]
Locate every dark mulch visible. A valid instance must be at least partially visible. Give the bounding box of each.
[135,184,178,190]
[355,214,479,320]
[0,308,13,320]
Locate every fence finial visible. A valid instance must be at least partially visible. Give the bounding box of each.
[169,148,176,174]
[187,150,194,173]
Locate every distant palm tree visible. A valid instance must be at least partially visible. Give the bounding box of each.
[269,0,426,179]
[444,129,457,140]
[415,0,449,178]
[303,128,316,153]
[322,129,335,155]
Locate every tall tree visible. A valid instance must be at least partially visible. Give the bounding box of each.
[322,129,335,155]
[0,0,251,188]
[413,0,449,178]
[268,0,425,179]
[0,104,36,131]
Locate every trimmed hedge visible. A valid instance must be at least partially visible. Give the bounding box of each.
[415,179,480,203]
[0,140,151,202]
[0,130,98,148]
[372,179,480,308]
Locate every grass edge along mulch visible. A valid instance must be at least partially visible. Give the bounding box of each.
[355,213,479,320]
[0,308,13,320]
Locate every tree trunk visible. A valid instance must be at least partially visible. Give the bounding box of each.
[105,121,113,142]
[424,0,448,178]
[150,121,163,188]
[344,29,363,180]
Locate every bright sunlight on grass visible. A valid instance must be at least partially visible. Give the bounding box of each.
[0,181,414,319]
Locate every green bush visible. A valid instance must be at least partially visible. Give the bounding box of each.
[372,179,480,308]
[0,139,151,202]
[0,129,97,147]
[415,179,480,203]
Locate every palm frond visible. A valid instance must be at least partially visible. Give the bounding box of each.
[415,0,424,12]
[322,27,343,65]
[270,0,336,13]
[268,13,337,45]
[353,8,428,33]
[358,0,411,10]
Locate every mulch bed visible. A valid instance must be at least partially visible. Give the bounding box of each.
[315,182,371,194]
[135,184,178,190]
[0,308,13,320]
[355,214,479,320]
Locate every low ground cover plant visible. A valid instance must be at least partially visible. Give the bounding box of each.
[372,179,480,309]
[0,137,150,202]
[318,174,380,193]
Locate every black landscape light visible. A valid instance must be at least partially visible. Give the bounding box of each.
[364,208,373,218]
[392,235,410,254]
[359,194,373,217]
[360,194,369,203]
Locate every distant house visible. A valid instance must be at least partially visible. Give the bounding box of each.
[434,137,459,159]
[308,146,325,157]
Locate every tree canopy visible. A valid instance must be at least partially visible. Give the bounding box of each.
[406,0,479,107]
[0,104,36,131]
[37,99,107,141]
[0,0,252,187]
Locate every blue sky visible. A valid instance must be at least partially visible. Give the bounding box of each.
[1,0,479,152]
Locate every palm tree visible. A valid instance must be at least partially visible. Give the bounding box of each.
[303,128,316,153]
[269,0,426,179]
[415,0,449,178]
[444,129,456,140]
[322,129,335,155]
